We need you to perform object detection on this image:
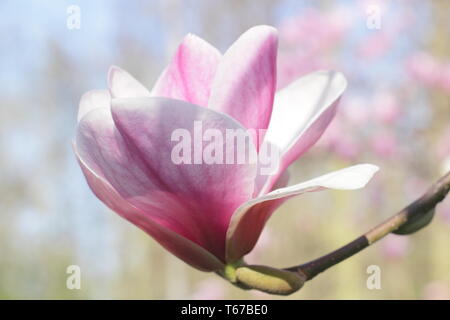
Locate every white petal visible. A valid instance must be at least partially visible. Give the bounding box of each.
[258,164,379,202]
[77,89,110,122]
[226,164,379,261]
[265,70,347,157]
[108,65,151,98]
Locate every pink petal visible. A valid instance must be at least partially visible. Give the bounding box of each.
[151,34,222,107]
[77,90,111,122]
[76,98,257,262]
[260,71,347,194]
[76,108,196,242]
[226,164,379,262]
[208,25,278,138]
[108,65,151,98]
[76,151,224,271]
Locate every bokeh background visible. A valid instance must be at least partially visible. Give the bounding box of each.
[1,0,450,299]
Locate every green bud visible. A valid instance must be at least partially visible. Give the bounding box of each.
[394,209,435,235]
[235,265,306,295]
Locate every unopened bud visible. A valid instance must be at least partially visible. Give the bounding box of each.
[235,265,306,295]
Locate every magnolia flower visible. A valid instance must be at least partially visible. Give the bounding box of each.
[74,25,378,272]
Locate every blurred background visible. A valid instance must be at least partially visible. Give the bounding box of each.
[1,0,449,299]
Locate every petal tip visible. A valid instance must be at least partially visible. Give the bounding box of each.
[343,163,380,189]
[181,33,221,56]
[332,71,348,90]
[107,65,150,98]
[184,32,201,42]
[316,70,348,91]
[107,65,123,89]
[77,90,95,122]
[308,163,380,190]
[77,89,111,123]
[251,25,278,45]
[249,24,278,35]
[235,25,278,48]
[182,33,202,47]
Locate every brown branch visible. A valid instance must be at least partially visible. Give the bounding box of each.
[284,170,450,281]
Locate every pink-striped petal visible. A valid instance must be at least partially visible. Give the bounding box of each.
[208,25,278,137]
[226,164,379,262]
[151,34,222,107]
[77,108,206,252]
[76,98,258,261]
[260,71,347,194]
[76,151,224,271]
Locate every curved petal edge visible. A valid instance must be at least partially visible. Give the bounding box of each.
[75,146,225,272]
[226,164,379,262]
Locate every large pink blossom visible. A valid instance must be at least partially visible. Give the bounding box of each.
[74,26,378,272]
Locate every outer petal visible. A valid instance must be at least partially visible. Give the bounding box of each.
[76,98,257,261]
[76,108,197,242]
[108,65,151,98]
[208,25,278,137]
[76,151,224,271]
[226,164,379,262]
[151,34,222,107]
[260,71,347,193]
[77,90,110,122]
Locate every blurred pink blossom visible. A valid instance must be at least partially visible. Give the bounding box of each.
[439,63,450,93]
[276,5,415,164]
[371,130,398,158]
[318,119,360,161]
[341,97,371,126]
[277,8,350,88]
[358,33,394,60]
[191,279,226,300]
[407,52,441,87]
[372,93,402,125]
[423,282,450,300]
[278,8,349,50]
[404,176,428,200]
[380,235,410,260]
